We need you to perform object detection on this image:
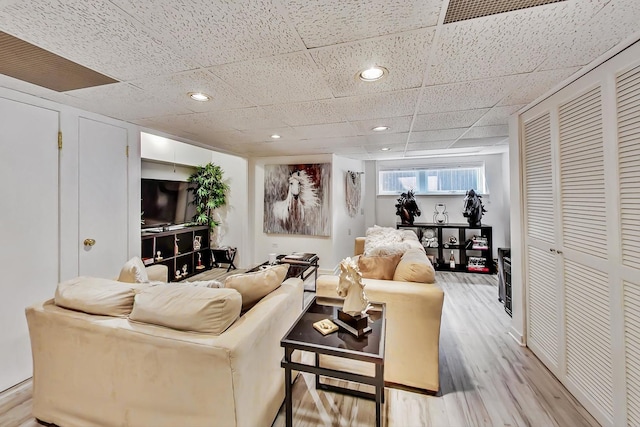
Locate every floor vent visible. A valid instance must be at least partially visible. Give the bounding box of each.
[0,31,117,92]
[444,0,566,24]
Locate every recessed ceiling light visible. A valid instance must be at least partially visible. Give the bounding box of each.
[271,134,281,139]
[359,66,387,82]
[188,92,211,101]
[372,126,390,132]
[380,147,390,151]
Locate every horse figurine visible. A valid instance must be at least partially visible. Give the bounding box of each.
[272,170,319,231]
[395,190,421,225]
[462,189,487,227]
[337,257,370,316]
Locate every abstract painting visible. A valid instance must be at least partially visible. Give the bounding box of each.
[263,163,331,236]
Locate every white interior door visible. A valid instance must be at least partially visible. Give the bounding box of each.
[522,112,562,373]
[0,97,58,391]
[78,118,128,278]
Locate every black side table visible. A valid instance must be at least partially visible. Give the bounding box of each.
[281,297,386,427]
[210,247,237,272]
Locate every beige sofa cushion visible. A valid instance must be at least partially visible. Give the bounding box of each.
[118,256,149,283]
[393,248,436,283]
[129,284,241,334]
[358,254,402,280]
[224,264,289,310]
[54,277,145,317]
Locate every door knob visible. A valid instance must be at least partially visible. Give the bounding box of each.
[83,238,96,247]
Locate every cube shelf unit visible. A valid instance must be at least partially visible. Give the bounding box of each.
[141,225,211,282]
[397,223,494,274]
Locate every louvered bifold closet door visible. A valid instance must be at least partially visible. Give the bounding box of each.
[523,113,560,369]
[558,87,607,258]
[617,65,640,268]
[558,86,615,421]
[617,64,640,427]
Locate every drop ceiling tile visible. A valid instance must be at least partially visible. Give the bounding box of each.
[427,0,607,85]
[365,133,409,146]
[412,109,489,131]
[351,116,413,135]
[310,29,435,97]
[239,127,299,143]
[418,75,525,114]
[365,143,406,154]
[461,125,509,139]
[0,0,194,81]
[333,89,420,121]
[291,122,358,139]
[451,137,508,148]
[65,83,190,120]
[129,70,254,113]
[139,112,236,135]
[407,140,456,151]
[499,67,579,106]
[475,105,525,126]
[282,0,442,48]
[301,135,368,148]
[110,0,301,67]
[409,128,467,143]
[210,52,333,105]
[539,0,640,70]
[261,100,346,126]
[207,107,288,131]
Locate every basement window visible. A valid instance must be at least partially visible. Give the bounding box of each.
[378,163,487,195]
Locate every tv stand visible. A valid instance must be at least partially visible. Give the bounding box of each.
[141,225,211,282]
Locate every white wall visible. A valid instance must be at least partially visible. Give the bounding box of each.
[140,134,249,268]
[331,155,367,266]
[369,153,510,259]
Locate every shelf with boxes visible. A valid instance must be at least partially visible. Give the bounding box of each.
[141,225,211,282]
[397,223,494,274]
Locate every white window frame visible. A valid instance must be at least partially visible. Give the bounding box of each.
[377,162,488,196]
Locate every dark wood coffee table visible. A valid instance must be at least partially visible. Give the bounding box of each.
[281,297,386,427]
[247,253,319,291]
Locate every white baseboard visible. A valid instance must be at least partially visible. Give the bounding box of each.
[510,327,525,346]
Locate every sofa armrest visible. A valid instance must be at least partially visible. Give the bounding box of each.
[146,264,168,282]
[355,237,365,256]
[316,274,444,392]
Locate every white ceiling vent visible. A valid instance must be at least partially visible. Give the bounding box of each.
[444,0,566,24]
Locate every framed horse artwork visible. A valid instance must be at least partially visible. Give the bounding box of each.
[263,163,331,236]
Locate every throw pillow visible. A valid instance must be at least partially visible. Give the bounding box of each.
[224,264,289,311]
[55,276,146,317]
[129,284,241,334]
[117,256,149,283]
[364,225,403,255]
[368,242,411,256]
[358,254,402,280]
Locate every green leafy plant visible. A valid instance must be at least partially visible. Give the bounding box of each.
[187,163,229,232]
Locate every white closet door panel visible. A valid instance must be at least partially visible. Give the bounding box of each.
[527,245,560,368]
[0,98,58,391]
[523,113,555,244]
[624,281,640,426]
[617,64,640,270]
[559,87,606,259]
[78,118,128,278]
[565,260,613,420]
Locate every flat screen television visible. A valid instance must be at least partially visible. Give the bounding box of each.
[141,179,197,228]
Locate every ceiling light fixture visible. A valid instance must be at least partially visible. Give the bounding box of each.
[359,66,387,82]
[372,126,390,132]
[188,92,211,101]
[271,134,281,139]
[380,147,390,151]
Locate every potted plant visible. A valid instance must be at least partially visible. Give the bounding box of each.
[187,162,229,243]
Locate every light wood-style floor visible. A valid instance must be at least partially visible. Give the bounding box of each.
[0,271,599,427]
